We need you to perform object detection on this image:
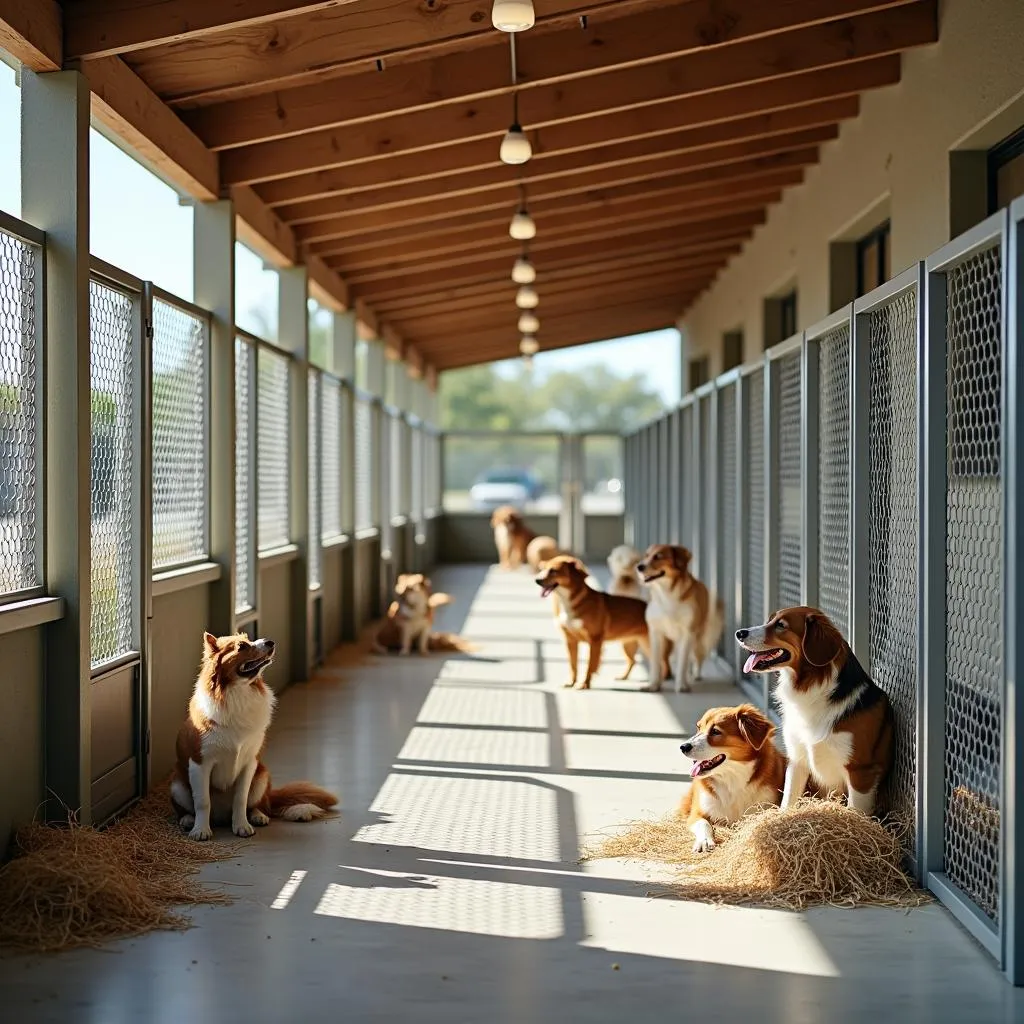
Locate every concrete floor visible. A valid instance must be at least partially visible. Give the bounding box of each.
[2,564,1021,1022]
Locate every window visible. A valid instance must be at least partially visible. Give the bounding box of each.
[688,356,709,390]
[722,330,743,372]
[779,291,797,339]
[764,290,798,349]
[856,221,891,298]
[988,126,1024,213]
[235,243,278,342]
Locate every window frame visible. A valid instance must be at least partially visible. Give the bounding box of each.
[855,220,892,299]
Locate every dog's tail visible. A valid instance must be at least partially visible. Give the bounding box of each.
[428,592,454,608]
[269,782,338,821]
[427,632,477,653]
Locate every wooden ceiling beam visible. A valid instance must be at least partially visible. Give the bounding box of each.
[65,2,352,60]
[0,0,61,71]
[308,193,776,271]
[183,1,919,148]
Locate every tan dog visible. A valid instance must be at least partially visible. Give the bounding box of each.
[170,632,337,841]
[526,534,559,572]
[535,554,650,689]
[678,704,787,852]
[373,573,470,655]
[490,505,534,569]
[606,544,671,681]
[637,544,723,693]
[736,607,894,815]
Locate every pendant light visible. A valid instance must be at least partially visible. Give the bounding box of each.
[512,255,535,284]
[519,336,539,356]
[509,208,536,240]
[499,37,531,165]
[492,0,535,32]
[515,285,539,309]
[518,311,539,334]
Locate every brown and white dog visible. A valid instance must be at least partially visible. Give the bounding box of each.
[536,554,651,689]
[736,607,894,815]
[678,703,787,852]
[606,544,672,682]
[373,573,469,655]
[170,632,337,841]
[491,506,535,570]
[636,544,723,693]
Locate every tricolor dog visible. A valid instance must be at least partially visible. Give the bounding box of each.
[736,607,894,815]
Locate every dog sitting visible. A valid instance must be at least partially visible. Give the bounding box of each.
[373,573,470,655]
[491,505,535,570]
[170,632,337,841]
[637,544,723,693]
[736,606,894,815]
[678,703,787,852]
[535,554,650,689]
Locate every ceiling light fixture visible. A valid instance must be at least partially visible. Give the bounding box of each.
[499,35,532,165]
[518,311,539,334]
[515,285,539,309]
[519,335,539,356]
[509,208,535,240]
[492,0,535,32]
[512,255,535,284]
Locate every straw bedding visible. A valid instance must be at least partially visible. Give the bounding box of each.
[0,784,239,953]
[585,799,931,909]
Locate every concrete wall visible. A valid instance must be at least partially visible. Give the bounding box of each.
[0,627,44,852]
[258,559,295,694]
[681,0,1024,369]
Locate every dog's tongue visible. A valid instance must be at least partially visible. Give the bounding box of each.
[691,760,709,778]
[743,653,757,674]
[540,585,556,598]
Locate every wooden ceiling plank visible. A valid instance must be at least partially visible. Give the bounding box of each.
[183,0,916,147]
[65,2,353,60]
[0,0,61,71]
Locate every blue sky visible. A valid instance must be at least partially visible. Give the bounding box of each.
[0,59,680,405]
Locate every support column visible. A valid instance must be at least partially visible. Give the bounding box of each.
[193,200,236,635]
[279,267,311,680]
[22,70,93,822]
[333,309,356,382]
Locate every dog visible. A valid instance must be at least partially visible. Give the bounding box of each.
[170,632,338,841]
[678,703,787,852]
[636,544,723,693]
[491,505,534,569]
[606,544,672,681]
[373,573,471,654]
[736,606,894,815]
[526,534,559,573]
[535,554,650,689]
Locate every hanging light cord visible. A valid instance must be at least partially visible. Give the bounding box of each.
[509,33,520,123]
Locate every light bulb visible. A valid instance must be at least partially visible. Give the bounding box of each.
[515,285,539,309]
[492,0,535,32]
[509,209,536,240]
[511,256,535,284]
[518,312,539,334]
[499,123,532,165]
[519,335,539,356]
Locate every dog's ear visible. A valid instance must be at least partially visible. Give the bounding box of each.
[203,631,219,656]
[801,613,843,668]
[671,546,693,573]
[736,704,774,750]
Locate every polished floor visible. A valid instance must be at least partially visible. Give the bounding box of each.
[2,564,1021,1022]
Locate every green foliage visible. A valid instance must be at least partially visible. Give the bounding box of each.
[440,361,665,432]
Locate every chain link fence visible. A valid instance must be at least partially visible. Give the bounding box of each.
[354,396,374,531]
[234,337,256,614]
[776,350,802,609]
[717,380,738,665]
[0,224,41,597]
[257,346,291,551]
[321,374,342,540]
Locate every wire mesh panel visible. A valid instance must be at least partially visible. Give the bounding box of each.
[411,425,424,522]
[679,403,695,550]
[257,347,290,550]
[234,338,256,614]
[89,278,139,667]
[941,243,1003,924]
[697,394,713,580]
[867,286,920,852]
[776,352,802,609]
[354,396,373,530]
[308,368,322,589]
[816,322,851,635]
[321,375,342,540]
[151,296,208,569]
[718,382,738,662]
[0,225,41,596]
[743,368,765,629]
[390,413,406,520]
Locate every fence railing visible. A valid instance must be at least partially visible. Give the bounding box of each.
[625,204,1024,981]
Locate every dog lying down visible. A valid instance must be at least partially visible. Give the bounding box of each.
[373,573,474,654]
[171,632,338,841]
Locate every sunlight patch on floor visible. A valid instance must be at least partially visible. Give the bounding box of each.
[398,725,550,768]
[314,869,563,940]
[416,684,548,729]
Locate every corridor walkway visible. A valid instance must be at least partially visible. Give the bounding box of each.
[1,565,1020,1022]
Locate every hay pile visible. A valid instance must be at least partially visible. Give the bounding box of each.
[0,786,239,953]
[586,799,930,909]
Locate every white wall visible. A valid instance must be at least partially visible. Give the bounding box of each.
[681,0,1024,371]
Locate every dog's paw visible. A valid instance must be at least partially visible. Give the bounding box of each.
[641,683,662,693]
[188,823,213,842]
[692,835,716,854]
[233,820,256,838]
[249,809,270,827]
[179,814,195,830]
[562,679,577,688]
[691,821,716,853]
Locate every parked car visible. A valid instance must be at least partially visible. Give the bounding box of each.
[469,467,543,511]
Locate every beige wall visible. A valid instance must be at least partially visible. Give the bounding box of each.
[680,0,1024,372]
